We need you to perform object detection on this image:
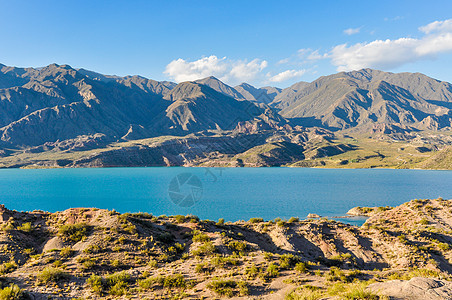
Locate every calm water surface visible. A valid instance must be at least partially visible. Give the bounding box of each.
[0,167,451,226]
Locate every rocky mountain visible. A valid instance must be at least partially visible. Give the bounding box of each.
[0,64,281,148]
[1,63,452,168]
[273,69,452,131]
[234,83,281,104]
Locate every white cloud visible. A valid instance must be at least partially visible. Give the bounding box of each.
[297,48,311,56]
[419,19,452,34]
[277,57,290,65]
[229,59,267,83]
[269,69,307,82]
[307,50,329,61]
[331,19,452,71]
[343,27,361,35]
[164,55,267,84]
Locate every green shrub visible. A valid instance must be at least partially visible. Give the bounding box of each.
[261,263,279,280]
[288,217,299,223]
[227,241,247,253]
[326,267,346,282]
[53,260,63,267]
[109,282,128,296]
[207,279,248,297]
[58,223,88,242]
[419,218,429,225]
[59,247,73,258]
[245,264,260,279]
[138,276,163,289]
[38,267,67,283]
[105,271,131,295]
[295,262,308,273]
[87,274,103,295]
[437,242,450,251]
[192,242,216,257]
[163,274,186,288]
[398,235,407,244]
[249,218,264,223]
[264,252,273,261]
[122,224,137,234]
[83,244,100,254]
[17,222,33,233]
[328,281,379,300]
[174,215,186,223]
[279,254,301,269]
[106,271,131,287]
[78,257,96,270]
[211,256,239,269]
[0,261,18,275]
[110,259,121,268]
[216,218,225,226]
[195,263,214,274]
[148,259,158,268]
[192,231,210,243]
[0,284,23,300]
[286,285,323,300]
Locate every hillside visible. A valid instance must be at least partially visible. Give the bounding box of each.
[418,146,452,169]
[274,69,452,132]
[0,198,451,298]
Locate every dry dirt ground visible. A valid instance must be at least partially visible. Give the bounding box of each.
[0,198,452,299]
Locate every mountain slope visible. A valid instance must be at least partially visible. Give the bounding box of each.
[276,69,452,131]
[156,82,269,134]
[194,76,245,100]
[234,83,281,104]
[0,65,171,146]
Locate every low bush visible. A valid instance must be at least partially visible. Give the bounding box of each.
[195,263,214,274]
[245,264,260,279]
[17,222,33,232]
[163,274,186,288]
[286,285,323,300]
[87,274,103,295]
[192,230,210,243]
[211,256,239,269]
[261,263,279,281]
[106,271,131,296]
[59,247,73,258]
[58,223,89,242]
[0,284,23,300]
[0,261,18,275]
[249,218,264,223]
[328,281,380,300]
[192,242,216,257]
[207,279,248,297]
[295,262,308,273]
[138,276,163,289]
[279,254,301,270]
[227,241,247,253]
[38,267,67,283]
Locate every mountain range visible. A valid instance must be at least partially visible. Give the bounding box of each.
[0,63,451,168]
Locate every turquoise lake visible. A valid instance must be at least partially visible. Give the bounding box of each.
[0,167,451,226]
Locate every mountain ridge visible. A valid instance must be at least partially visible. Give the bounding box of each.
[1,63,451,168]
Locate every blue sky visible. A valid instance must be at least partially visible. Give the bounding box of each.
[1,0,452,87]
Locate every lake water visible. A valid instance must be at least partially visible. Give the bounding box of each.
[0,167,451,226]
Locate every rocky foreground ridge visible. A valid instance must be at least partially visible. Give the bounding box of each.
[0,198,451,299]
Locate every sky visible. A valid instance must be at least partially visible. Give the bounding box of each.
[1,0,452,88]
